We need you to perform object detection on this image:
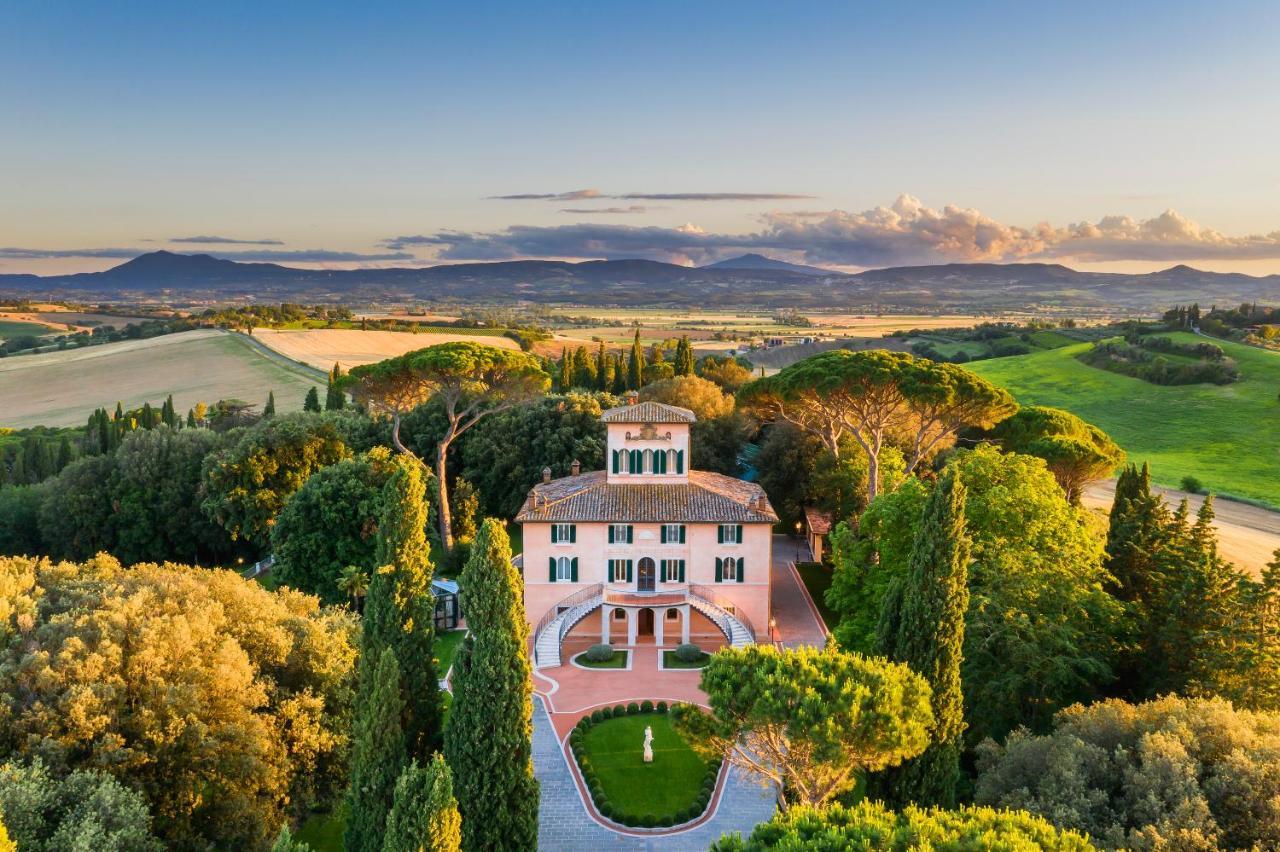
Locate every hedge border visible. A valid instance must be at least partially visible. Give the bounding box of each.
[568,704,723,830]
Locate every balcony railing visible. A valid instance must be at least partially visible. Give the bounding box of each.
[689,583,756,640]
[532,582,603,646]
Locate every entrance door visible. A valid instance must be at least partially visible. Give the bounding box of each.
[638,608,655,636]
[637,557,656,592]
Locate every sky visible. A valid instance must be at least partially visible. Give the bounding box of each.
[4,1,1280,276]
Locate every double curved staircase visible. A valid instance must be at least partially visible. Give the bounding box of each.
[533,584,755,669]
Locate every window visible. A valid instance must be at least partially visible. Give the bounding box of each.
[666,608,679,621]
[556,556,573,580]
[612,608,626,621]
[608,559,633,583]
[661,559,686,583]
[718,524,743,544]
[642,448,653,473]
[551,523,575,544]
[715,556,743,583]
[661,523,685,544]
[608,524,633,544]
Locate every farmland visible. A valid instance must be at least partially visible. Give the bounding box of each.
[967,332,1280,508]
[0,318,55,341]
[252,327,519,371]
[0,329,323,428]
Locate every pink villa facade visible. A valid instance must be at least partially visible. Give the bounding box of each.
[516,399,777,668]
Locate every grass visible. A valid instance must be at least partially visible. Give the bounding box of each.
[434,629,466,676]
[0,329,323,428]
[573,649,628,668]
[662,650,709,669]
[795,561,837,629]
[295,804,346,852]
[0,319,55,340]
[967,332,1280,507]
[577,714,713,818]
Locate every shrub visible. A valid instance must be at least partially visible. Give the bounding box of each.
[1181,475,1204,494]
[674,642,704,663]
[642,813,658,828]
[641,699,654,713]
[613,704,627,717]
[584,643,614,663]
[591,708,604,723]
[661,814,675,827]
[657,701,668,713]
[626,702,640,715]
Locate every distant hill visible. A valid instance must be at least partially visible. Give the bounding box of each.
[703,253,832,276]
[2,250,1278,312]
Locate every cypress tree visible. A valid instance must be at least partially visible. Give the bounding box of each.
[382,755,462,852]
[871,469,969,808]
[627,328,645,390]
[558,346,573,390]
[263,390,276,417]
[54,436,73,473]
[595,342,608,390]
[326,363,347,410]
[186,409,197,429]
[162,394,176,427]
[444,519,539,850]
[114,401,124,422]
[303,386,321,412]
[345,647,408,852]
[610,353,627,394]
[675,334,695,376]
[365,456,443,759]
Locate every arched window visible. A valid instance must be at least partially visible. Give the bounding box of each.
[721,556,738,581]
[556,556,573,580]
[666,448,677,474]
[642,448,653,473]
[666,607,679,621]
[612,607,626,621]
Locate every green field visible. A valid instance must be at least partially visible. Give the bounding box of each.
[0,329,323,428]
[0,319,54,341]
[967,332,1280,507]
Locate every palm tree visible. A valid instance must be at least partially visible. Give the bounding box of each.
[337,564,371,614]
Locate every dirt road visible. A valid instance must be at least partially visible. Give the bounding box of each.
[1084,480,1280,578]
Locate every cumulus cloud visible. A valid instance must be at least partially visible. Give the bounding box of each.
[385,195,1280,267]
[169,235,285,245]
[491,189,812,202]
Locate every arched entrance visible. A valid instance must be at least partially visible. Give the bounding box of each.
[637,607,655,638]
[637,557,656,592]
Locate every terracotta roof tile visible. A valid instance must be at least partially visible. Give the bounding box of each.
[600,401,697,424]
[515,470,778,524]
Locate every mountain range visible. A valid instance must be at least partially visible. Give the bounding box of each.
[2,251,1277,313]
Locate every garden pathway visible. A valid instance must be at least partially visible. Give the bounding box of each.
[769,534,828,648]
[533,696,776,851]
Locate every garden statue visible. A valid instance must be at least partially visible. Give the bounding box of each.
[643,725,654,763]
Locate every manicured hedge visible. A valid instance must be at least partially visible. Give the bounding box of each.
[570,708,723,830]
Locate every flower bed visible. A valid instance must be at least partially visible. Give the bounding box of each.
[569,702,722,828]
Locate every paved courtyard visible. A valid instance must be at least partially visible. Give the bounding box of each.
[530,534,827,849]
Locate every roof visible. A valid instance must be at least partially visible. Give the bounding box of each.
[600,401,697,424]
[515,469,778,524]
[431,578,459,595]
[803,506,834,535]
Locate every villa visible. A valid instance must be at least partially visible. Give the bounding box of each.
[516,396,778,668]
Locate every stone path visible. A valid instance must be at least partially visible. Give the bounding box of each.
[768,535,828,648]
[533,697,776,851]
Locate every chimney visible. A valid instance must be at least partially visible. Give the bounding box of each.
[570,459,581,476]
[542,466,552,483]
[626,391,639,406]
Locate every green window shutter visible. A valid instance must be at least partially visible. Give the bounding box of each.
[657,451,666,474]
[608,526,615,544]
[660,560,668,582]
[612,450,619,474]
[609,560,616,582]
[626,560,633,582]
[737,557,744,583]
[627,525,634,543]
[679,560,686,582]
[736,525,744,543]
[660,525,667,544]
[551,525,558,544]
[715,557,723,582]
[569,525,576,543]
[717,525,724,544]
[677,450,684,473]
[549,557,557,582]
[679,525,686,543]
[571,557,579,582]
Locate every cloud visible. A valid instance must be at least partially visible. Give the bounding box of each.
[490,189,603,201]
[491,189,813,202]
[559,206,650,215]
[169,235,285,245]
[0,247,145,260]
[389,195,1280,267]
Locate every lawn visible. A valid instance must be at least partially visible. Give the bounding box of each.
[967,332,1280,507]
[0,319,54,340]
[434,629,466,676]
[573,649,628,668]
[795,561,837,629]
[578,714,713,818]
[295,806,345,852]
[662,649,709,669]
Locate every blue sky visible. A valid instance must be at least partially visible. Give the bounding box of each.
[4,1,1280,274]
